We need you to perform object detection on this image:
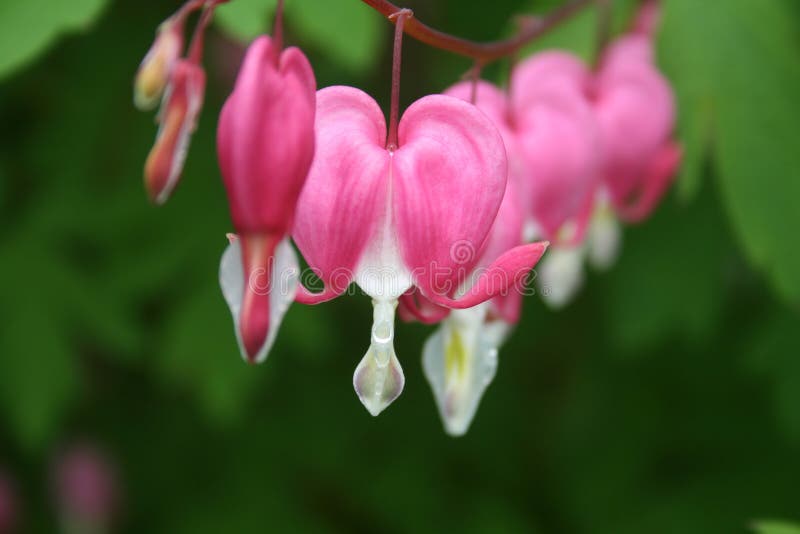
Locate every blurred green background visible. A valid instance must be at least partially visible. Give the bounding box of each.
[1,0,799,532]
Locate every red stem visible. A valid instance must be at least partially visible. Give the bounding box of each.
[273,0,285,53]
[188,1,222,63]
[386,9,411,151]
[360,0,593,64]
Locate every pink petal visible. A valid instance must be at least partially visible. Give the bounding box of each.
[443,80,511,129]
[292,86,391,298]
[393,94,508,302]
[397,290,451,324]
[617,141,682,222]
[144,60,205,205]
[423,241,549,309]
[595,56,676,209]
[218,36,316,234]
[510,53,600,240]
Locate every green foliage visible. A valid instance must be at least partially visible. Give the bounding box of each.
[659,0,800,303]
[753,521,800,534]
[0,0,109,79]
[215,0,383,73]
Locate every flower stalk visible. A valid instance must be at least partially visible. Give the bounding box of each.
[359,0,593,64]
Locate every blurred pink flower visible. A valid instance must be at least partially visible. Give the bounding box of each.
[53,444,118,533]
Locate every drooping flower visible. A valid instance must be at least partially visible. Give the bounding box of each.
[412,80,528,435]
[593,3,682,223]
[292,86,548,416]
[144,59,206,204]
[218,35,316,364]
[510,52,600,308]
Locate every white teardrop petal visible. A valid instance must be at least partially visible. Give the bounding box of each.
[353,300,405,416]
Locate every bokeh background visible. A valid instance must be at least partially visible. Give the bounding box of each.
[1,0,799,532]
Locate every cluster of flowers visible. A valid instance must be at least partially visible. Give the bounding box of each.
[134,0,680,436]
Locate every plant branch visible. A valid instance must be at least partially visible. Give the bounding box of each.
[359,0,593,64]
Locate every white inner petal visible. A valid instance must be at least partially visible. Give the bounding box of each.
[219,237,299,364]
[353,299,404,416]
[536,245,586,309]
[587,197,622,271]
[354,160,412,301]
[422,304,501,436]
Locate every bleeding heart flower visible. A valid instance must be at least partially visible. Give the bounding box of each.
[510,51,601,244]
[217,35,316,364]
[409,80,529,435]
[293,86,547,416]
[144,59,205,204]
[594,5,682,223]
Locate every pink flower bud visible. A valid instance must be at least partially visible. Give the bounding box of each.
[134,19,184,111]
[53,444,118,533]
[144,59,206,205]
[217,35,316,364]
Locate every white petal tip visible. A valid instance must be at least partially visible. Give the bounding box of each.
[353,350,405,417]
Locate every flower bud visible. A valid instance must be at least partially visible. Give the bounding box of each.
[144,59,205,205]
[134,19,184,111]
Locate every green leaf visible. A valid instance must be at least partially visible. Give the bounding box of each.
[660,0,800,303]
[745,309,800,441]
[752,520,800,534]
[214,0,383,72]
[158,284,261,425]
[0,0,109,79]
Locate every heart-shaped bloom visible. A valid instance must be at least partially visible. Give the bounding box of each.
[144,59,205,205]
[594,17,682,222]
[511,51,601,243]
[293,86,547,416]
[218,36,316,364]
[413,80,528,435]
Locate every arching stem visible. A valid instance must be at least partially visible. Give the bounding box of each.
[361,0,592,65]
[386,9,412,151]
[187,1,222,63]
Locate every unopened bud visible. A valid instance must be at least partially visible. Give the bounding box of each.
[134,19,184,111]
[144,59,205,204]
